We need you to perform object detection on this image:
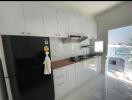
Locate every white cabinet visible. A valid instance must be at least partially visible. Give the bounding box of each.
[85,58,98,80]
[80,19,88,36]
[88,33,97,39]
[87,20,97,39]
[42,5,58,37]
[68,13,97,37]
[0,2,97,38]
[80,61,89,82]
[68,14,82,35]
[0,1,25,35]
[78,61,91,83]
[75,59,98,87]
[53,58,99,99]
[85,57,97,71]
[53,64,76,99]
[75,62,85,87]
[87,20,97,34]
[96,56,101,73]
[42,5,69,37]
[66,64,76,93]
[53,66,67,99]
[57,10,68,37]
[23,1,44,36]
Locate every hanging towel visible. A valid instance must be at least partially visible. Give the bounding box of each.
[43,52,51,75]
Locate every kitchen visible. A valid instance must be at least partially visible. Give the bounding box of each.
[0,1,132,100]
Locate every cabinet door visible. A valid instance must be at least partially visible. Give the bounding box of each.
[42,5,58,37]
[57,10,68,37]
[87,19,97,34]
[0,1,25,35]
[87,20,97,39]
[85,59,98,81]
[88,33,97,39]
[66,64,76,93]
[53,67,67,84]
[75,61,93,87]
[82,19,89,36]
[96,56,101,73]
[80,61,88,82]
[78,18,87,36]
[53,67,67,99]
[68,14,82,35]
[75,62,84,87]
[23,2,44,36]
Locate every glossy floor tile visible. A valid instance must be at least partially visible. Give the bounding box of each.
[58,73,132,100]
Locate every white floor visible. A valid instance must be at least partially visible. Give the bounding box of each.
[60,74,106,100]
[58,73,132,100]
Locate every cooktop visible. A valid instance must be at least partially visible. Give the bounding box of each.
[68,53,100,61]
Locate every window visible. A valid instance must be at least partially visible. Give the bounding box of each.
[94,41,104,53]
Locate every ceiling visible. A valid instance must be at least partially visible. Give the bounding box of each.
[44,1,123,16]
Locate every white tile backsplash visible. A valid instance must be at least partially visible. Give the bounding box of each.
[50,38,90,61]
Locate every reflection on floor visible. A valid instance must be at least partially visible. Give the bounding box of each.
[60,74,106,100]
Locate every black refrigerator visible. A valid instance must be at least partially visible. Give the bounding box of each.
[0,59,9,100]
[1,35,55,100]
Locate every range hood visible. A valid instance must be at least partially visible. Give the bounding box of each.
[63,35,88,42]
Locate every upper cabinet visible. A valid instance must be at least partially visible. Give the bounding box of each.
[0,1,25,35]
[68,14,82,35]
[0,1,44,36]
[87,19,97,39]
[68,13,97,38]
[42,5,69,37]
[23,1,44,36]
[57,10,68,37]
[0,1,97,38]
[42,5,58,37]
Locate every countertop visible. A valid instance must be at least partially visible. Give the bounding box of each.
[51,59,76,69]
[51,54,102,69]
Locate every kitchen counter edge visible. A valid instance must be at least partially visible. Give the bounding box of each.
[51,55,101,69]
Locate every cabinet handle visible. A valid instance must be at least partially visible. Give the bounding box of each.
[56,74,64,79]
[21,32,25,34]
[27,32,31,34]
[57,82,64,86]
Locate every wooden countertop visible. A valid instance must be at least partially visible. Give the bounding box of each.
[51,59,76,69]
[51,56,98,69]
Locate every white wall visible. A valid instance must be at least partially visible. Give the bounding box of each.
[50,38,90,61]
[0,36,3,59]
[95,1,132,73]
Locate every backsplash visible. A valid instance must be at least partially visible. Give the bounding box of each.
[50,37,91,61]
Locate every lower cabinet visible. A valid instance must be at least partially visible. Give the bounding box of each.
[96,56,102,73]
[75,59,98,87]
[53,58,99,100]
[53,66,67,100]
[75,62,85,87]
[66,64,76,93]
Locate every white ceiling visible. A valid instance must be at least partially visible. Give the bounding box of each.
[44,1,123,16]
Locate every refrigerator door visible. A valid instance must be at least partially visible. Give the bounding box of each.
[0,59,8,100]
[8,76,54,100]
[1,35,54,100]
